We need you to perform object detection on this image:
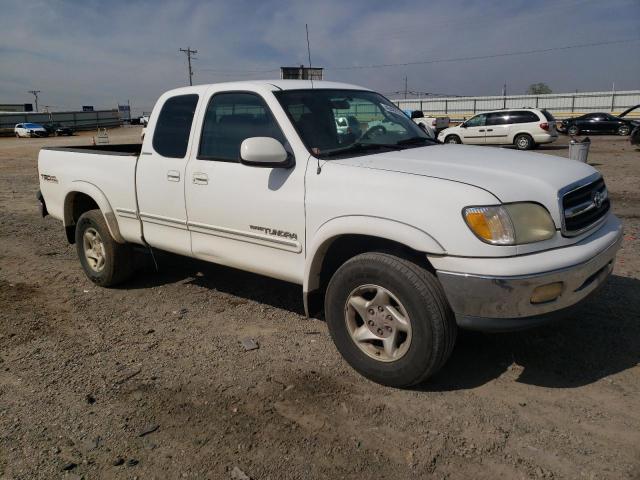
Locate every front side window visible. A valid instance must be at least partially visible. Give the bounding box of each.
[275,89,433,158]
[199,92,285,161]
[152,94,199,158]
[465,114,486,127]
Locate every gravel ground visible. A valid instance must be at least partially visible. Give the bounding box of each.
[0,128,639,479]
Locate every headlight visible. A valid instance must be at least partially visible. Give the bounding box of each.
[463,203,555,245]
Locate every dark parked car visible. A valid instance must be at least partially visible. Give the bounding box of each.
[630,125,640,146]
[44,123,74,136]
[559,106,639,136]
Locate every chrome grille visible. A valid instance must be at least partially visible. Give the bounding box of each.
[561,176,609,236]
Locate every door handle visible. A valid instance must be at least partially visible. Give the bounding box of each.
[486,129,493,132]
[167,170,180,182]
[192,173,209,185]
[479,129,485,132]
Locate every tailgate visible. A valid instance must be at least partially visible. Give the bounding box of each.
[435,117,450,129]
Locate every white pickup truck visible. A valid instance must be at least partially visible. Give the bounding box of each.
[409,110,450,134]
[37,80,622,387]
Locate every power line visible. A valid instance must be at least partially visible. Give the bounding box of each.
[28,90,41,112]
[327,38,640,71]
[194,37,639,76]
[197,67,280,74]
[179,47,198,86]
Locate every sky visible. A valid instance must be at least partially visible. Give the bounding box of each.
[1,0,639,115]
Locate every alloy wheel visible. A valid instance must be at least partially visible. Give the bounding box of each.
[344,284,412,362]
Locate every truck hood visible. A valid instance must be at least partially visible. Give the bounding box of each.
[332,144,597,217]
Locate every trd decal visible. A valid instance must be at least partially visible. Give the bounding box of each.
[40,174,59,183]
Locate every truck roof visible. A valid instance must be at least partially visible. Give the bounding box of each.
[162,80,370,97]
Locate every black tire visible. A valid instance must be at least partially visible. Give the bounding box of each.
[325,252,457,388]
[514,133,534,150]
[445,135,461,144]
[75,209,133,287]
[567,125,579,136]
[618,125,630,136]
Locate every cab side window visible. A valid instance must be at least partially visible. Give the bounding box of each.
[152,94,199,158]
[198,92,285,162]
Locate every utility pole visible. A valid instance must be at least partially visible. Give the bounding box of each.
[502,82,507,109]
[179,47,198,86]
[404,76,408,99]
[28,90,41,112]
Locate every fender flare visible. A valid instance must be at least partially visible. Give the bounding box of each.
[63,181,125,243]
[303,215,445,296]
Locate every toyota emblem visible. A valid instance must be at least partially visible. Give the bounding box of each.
[592,191,604,208]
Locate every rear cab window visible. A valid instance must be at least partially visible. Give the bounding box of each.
[152,94,199,158]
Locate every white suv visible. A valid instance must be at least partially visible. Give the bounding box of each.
[438,108,558,150]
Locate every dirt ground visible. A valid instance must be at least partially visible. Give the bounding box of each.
[0,127,639,480]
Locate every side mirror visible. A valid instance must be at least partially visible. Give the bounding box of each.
[240,137,292,168]
[460,123,467,128]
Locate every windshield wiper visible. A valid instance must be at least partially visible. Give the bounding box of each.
[319,142,404,158]
[396,136,434,146]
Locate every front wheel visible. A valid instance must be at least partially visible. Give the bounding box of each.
[75,209,134,287]
[618,125,630,136]
[567,125,579,136]
[445,135,461,144]
[325,253,457,388]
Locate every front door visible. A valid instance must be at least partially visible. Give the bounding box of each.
[460,114,487,144]
[136,93,200,255]
[184,90,306,283]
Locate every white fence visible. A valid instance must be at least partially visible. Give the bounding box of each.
[0,110,122,135]
[393,90,640,120]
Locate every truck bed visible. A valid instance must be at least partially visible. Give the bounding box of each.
[38,143,143,245]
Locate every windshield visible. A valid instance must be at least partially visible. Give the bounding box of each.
[274,89,435,158]
[23,123,42,128]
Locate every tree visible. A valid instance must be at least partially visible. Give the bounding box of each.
[526,83,552,95]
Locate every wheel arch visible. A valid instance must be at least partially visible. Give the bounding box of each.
[63,182,124,244]
[303,216,445,317]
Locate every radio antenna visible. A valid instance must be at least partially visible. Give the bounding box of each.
[306,24,314,89]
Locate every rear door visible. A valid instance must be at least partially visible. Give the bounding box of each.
[485,112,510,144]
[136,93,200,255]
[460,114,487,144]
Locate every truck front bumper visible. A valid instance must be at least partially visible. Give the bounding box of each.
[434,215,623,332]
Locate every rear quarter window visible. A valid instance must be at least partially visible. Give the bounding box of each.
[152,94,199,158]
[510,111,540,123]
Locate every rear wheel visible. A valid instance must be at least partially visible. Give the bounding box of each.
[514,133,534,150]
[445,135,461,144]
[618,125,630,136]
[75,209,134,287]
[325,252,457,388]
